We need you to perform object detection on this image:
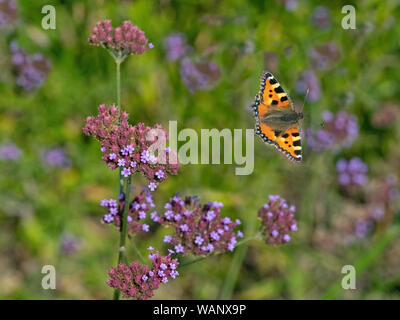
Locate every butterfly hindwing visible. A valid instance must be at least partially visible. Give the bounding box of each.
[276,126,302,162]
[256,123,277,143]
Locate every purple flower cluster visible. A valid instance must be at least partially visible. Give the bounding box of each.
[258,195,297,245]
[309,42,340,71]
[296,70,321,102]
[163,33,190,62]
[10,41,51,91]
[107,249,179,300]
[0,142,21,161]
[337,157,368,186]
[153,195,243,256]
[163,31,220,93]
[101,188,154,235]
[311,5,331,29]
[0,0,17,29]
[59,233,82,256]
[306,110,359,152]
[372,102,399,128]
[88,20,153,59]
[83,104,179,190]
[368,174,398,215]
[40,147,71,168]
[277,0,298,12]
[179,57,220,93]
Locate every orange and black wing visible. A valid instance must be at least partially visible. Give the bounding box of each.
[275,126,302,162]
[255,123,302,163]
[252,71,292,122]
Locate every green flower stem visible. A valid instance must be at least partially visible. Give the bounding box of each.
[113,175,131,300]
[116,61,121,108]
[114,60,125,196]
[112,54,128,301]
[119,169,124,194]
[218,218,259,299]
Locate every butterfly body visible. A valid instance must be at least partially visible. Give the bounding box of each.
[252,72,303,162]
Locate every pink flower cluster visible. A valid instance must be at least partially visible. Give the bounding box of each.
[101,188,155,235]
[258,195,297,245]
[88,20,153,57]
[107,248,179,300]
[83,104,179,190]
[153,195,243,256]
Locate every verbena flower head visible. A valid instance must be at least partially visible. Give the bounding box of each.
[372,102,400,128]
[306,110,358,152]
[10,41,51,91]
[277,0,298,12]
[83,104,179,187]
[309,42,340,71]
[296,70,321,102]
[59,233,82,256]
[179,57,220,93]
[88,20,153,62]
[40,147,71,168]
[101,188,154,235]
[372,174,398,204]
[311,5,331,29]
[155,195,242,256]
[258,195,297,245]
[163,32,190,61]
[337,157,368,187]
[106,249,179,300]
[0,142,21,161]
[0,0,17,29]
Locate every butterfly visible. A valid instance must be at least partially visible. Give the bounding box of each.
[252,71,303,162]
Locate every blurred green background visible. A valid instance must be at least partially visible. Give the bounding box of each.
[0,0,399,299]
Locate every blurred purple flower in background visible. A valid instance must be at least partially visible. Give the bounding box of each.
[371,102,400,128]
[41,147,71,168]
[60,233,83,256]
[0,0,17,29]
[337,157,368,186]
[180,57,220,93]
[10,41,51,91]
[367,174,399,218]
[258,195,298,245]
[309,42,340,71]
[296,70,321,102]
[277,0,298,11]
[163,33,190,61]
[306,110,359,152]
[311,5,331,29]
[0,142,21,161]
[354,220,371,238]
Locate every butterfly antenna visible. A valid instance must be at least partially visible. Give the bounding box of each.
[301,88,310,112]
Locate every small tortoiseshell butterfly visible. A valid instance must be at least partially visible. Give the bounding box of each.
[252,71,303,162]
